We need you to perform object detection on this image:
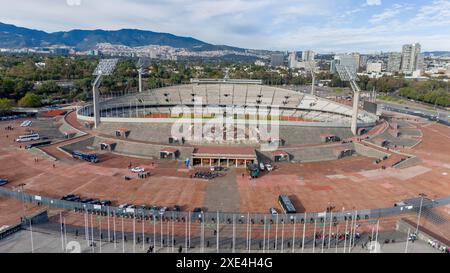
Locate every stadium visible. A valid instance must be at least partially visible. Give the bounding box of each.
[0,67,449,254]
[72,80,379,165]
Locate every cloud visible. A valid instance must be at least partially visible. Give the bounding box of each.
[0,0,448,52]
[370,4,403,24]
[410,0,450,27]
[366,0,382,6]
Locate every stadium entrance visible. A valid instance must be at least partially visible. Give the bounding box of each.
[191,146,256,168]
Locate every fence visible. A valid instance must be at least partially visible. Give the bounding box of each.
[1,187,449,227]
[1,187,449,253]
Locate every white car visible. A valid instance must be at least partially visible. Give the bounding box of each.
[159,207,167,215]
[265,163,274,172]
[119,203,130,209]
[270,208,278,215]
[20,120,32,127]
[259,163,265,171]
[130,167,145,173]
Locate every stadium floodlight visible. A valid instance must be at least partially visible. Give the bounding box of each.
[93,59,119,76]
[305,61,316,96]
[92,59,119,128]
[335,64,361,135]
[136,57,151,93]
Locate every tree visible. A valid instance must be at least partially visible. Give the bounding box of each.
[35,81,62,95]
[0,98,12,115]
[18,92,41,108]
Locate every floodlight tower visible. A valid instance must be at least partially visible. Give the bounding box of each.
[306,61,316,95]
[92,59,118,128]
[137,57,150,93]
[335,64,361,136]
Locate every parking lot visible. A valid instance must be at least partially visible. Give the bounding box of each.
[0,113,449,243]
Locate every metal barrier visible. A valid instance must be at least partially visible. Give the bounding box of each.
[0,223,22,241]
[1,187,449,225]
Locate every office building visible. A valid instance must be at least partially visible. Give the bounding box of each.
[271,53,284,67]
[401,43,422,73]
[288,52,298,69]
[330,53,360,74]
[387,52,402,73]
[366,62,383,73]
[301,50,315,62]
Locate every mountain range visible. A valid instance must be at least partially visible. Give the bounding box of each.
[2,22,450,57]
[0,22,245,52]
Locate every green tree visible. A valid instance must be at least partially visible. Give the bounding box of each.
[18,92,42,108]
[35,81,62,95]
[0,98,12,114]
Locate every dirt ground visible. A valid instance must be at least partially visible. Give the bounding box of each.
[0,114,449,231]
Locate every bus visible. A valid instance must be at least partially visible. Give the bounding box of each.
[278,195,297,214]
[72,150,99,163]
[16,134,40,142]
[25,141,52,150]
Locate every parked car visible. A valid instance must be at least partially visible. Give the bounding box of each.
[0,179,9,186]
[159,207,167,215]
[80,198,95,204]
[100,200,112,206]
[67,196,81,202]
[192,207,204,219]
[119,203,130,209]
[87,199,101,205]
[265,163,274,172]
[259,162,265,171]
[210,166,226,172]
[131,167,145,173]
[270,208,278,215]
[61,194,76,200]
[193,207,203,213]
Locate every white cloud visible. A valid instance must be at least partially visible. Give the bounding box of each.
[0,0,448,52]
[370,4,403,23]
[410,0,450,27]
[366,0,382,6]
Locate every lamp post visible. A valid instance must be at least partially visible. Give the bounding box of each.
[17,183,26,220]
[415,193,426,235]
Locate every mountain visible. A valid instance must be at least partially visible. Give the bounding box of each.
[0,22,245,52]
[423,51,450,57]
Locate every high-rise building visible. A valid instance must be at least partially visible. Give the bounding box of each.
[271,53,284,67]
[359,55,370,69]
[387,52,402,73]
[366,62,383,73]
[288,52,298,69]
[330,53,360,74]
[401,43,422,73]
[351,53,361,69]
[301,50,315,62]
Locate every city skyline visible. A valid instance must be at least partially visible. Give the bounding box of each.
[0,0,449,53]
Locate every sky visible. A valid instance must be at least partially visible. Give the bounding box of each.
[1,0,450,53]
